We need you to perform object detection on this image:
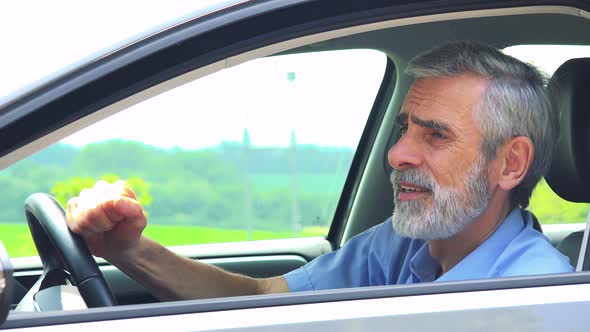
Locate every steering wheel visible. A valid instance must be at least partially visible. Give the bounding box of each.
[23,193,116,308]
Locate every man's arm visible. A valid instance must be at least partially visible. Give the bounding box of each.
[106,236,289,301]
[66,180,289,301]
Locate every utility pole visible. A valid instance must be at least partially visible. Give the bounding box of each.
[242,103,253,240]
[287,71,301,236]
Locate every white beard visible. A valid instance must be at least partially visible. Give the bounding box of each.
[391,156,490,240]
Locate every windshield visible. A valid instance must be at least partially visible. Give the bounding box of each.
[0,0,246,103]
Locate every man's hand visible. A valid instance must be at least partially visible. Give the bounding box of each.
[65,180,147,259]
[65,180,289,301]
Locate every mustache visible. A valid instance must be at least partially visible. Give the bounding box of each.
[390,168,434,192]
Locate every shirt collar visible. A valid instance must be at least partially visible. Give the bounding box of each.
[408,208,527,283]
[437,208,527,282]
[409,243,441,283]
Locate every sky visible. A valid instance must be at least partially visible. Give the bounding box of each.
[1,2,590,149]
[58,49,386,149]
[0,0,384,149]
[0,1,222,99]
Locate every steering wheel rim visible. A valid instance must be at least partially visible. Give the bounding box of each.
[24,193,116,308]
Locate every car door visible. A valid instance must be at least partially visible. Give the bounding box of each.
[0,0,395,307]
[2,0,590,331]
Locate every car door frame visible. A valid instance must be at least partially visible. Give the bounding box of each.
[3,0,590,330]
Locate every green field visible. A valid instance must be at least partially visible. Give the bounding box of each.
[0,223,328,258]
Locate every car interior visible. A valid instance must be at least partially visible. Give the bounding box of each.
[2,3,590,320]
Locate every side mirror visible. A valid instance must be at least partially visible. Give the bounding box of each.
[0,241,12,325]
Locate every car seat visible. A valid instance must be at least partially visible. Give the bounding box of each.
[545,58,590,270]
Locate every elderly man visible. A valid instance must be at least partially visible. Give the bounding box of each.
[66,41,573,300]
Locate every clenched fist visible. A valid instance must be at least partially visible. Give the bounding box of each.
[65,180,147,259]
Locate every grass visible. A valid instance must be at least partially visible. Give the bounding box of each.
[0,223,328,258]
[143,224,327,246]
[0,224,38,259]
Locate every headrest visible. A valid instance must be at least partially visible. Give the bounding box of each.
[546,58,590,202]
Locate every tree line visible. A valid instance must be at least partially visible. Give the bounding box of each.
[1,140,354,232]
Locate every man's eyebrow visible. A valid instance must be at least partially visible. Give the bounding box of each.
[395,113,451,132]
[410,115,451,132]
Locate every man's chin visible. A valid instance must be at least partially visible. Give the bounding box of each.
[391,211,463,240]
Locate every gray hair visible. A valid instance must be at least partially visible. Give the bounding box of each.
[405,41,558,208]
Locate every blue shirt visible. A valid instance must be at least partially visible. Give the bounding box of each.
[284,208,574,291]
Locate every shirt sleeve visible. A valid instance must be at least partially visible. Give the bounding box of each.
[284,222,386,292]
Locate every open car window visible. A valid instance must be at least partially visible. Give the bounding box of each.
[505,45,590,238]
[0,49,387,258]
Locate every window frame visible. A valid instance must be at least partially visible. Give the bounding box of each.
[2,1,590,329]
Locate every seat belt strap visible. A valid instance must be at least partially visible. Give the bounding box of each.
[576,208,590,272]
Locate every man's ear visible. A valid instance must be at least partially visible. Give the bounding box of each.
[497,136,534,191]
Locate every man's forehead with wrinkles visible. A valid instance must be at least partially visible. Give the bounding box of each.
[398,74,488,137]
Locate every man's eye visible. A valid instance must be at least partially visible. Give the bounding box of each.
[431,131,446,139]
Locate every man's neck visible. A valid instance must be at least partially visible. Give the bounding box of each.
[428,194,513,275]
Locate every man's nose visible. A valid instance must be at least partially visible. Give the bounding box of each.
[387,135,424,170]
